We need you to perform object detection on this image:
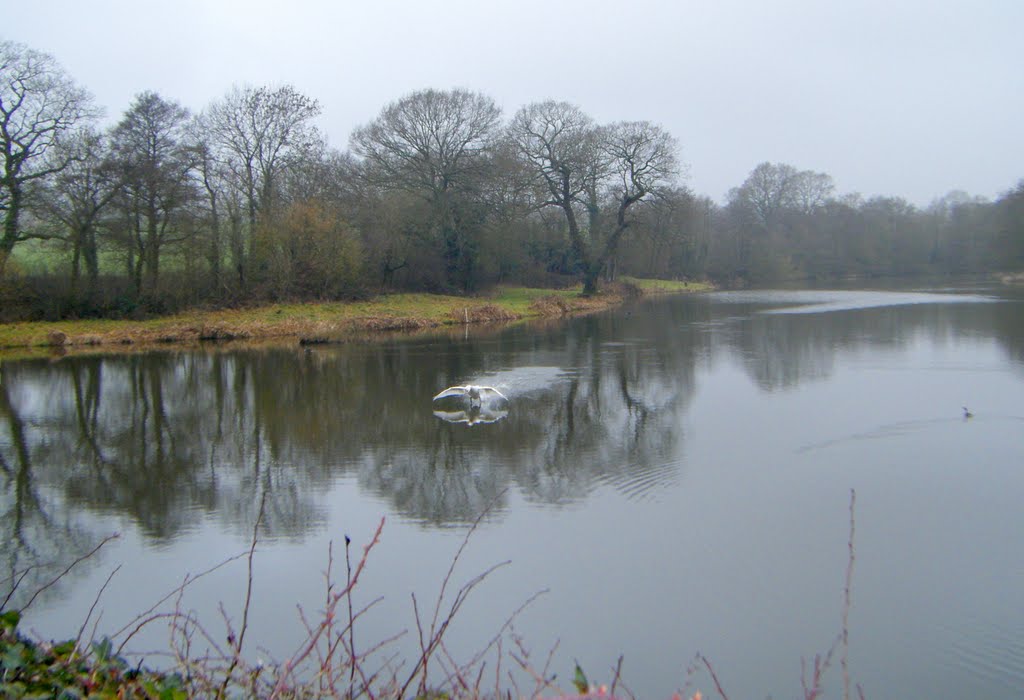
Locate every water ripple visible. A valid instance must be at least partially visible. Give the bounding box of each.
[796,417,954,453]
[596,458,682,501]
[944,620,1024,694]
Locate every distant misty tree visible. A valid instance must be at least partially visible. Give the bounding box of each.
[0,40,97,276]
[994,181,1024,266]
[730,161,835,228]
[509,101,680,295]
[622,186,711,279]
[792,170,835,214]
[351,88,503,291]
[923,190,995,272]
[722,162,839,279]
[730,162,799,229]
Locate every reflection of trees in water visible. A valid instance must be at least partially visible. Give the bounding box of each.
[3,293,1018,551]
[362,310,706,521]
[990,294,1024,369]
[1,354,323,545]
[0,364,99,608]
[717,298,1023,389]
[16,292,1023,609]
[510,319,689,506]
[0,305,707,542]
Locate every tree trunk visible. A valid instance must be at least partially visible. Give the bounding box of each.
[202,173,223,291]
[582,268,600,296]
[70,231,83,296]
[132,253,145,297]
[0,183,23,278]
[84,227,99,291]
[229,206,246,288]
[145,240,161,295]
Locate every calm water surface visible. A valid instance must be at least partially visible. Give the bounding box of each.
[3,283,1023,698]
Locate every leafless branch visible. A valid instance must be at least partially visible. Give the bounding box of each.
[698,652,731,700]
[74,563,121,654]
[842,489,857,700]
[18,532,120,614]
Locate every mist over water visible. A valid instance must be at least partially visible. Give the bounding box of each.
[3,283,1023,698]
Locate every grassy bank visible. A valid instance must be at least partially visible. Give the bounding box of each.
[0,280,711,354]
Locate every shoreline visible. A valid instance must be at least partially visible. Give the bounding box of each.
[0,279,711,358]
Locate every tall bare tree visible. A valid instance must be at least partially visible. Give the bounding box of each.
[109,92,195,297]
[0,40,96,276]
[351,88,502,290]
[199,85,322,285]
[510,101,679,294]
[792,170,835,214]
[731,161,801,230]
[185,136,239,294]
[37,128,120,294]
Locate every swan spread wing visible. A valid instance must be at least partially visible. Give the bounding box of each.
[433,386,470,401]
[432,385,507,401]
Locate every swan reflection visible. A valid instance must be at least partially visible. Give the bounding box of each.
[432,405,509,426]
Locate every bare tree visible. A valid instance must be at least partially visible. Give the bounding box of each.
[508,101,605,290]
[109,92,195,297]
[732,162,835,226]
[731,161,801,229]
[626,186,709,279]
[792,170,835,214]
[351,88,502,290]
[352,88,501,195]
[36,128,120,294]
[186,137,233,293]
[597,120,680,287]
[509,101,679,294]
[199,85,322,285]
[0,40,97,275]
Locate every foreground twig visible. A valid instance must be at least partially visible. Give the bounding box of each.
[112,551,248,656]
[399,490,510,698]
[270,516,386,697]
[842,489,856,700]
[699,653,730,700]
[217,490,267,698]
[17,533,120,614]
[346,534,356,685]
[687,489,860,700]
[75,563,121,654]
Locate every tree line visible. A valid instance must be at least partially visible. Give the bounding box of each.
[2,39,1022,321]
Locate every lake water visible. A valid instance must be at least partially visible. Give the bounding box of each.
[2,283,1023,698]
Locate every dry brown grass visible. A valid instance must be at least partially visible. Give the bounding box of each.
[0,281,712,357]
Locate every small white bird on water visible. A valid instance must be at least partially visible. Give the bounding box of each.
[432,385,507,406]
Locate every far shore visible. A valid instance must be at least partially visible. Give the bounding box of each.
[0,279,712,357]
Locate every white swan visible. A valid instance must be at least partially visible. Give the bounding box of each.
[432,385,507,405]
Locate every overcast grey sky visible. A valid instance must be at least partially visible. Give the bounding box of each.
[7,0,1023,205]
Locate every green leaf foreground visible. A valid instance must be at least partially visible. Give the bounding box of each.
[0,616,187,700]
